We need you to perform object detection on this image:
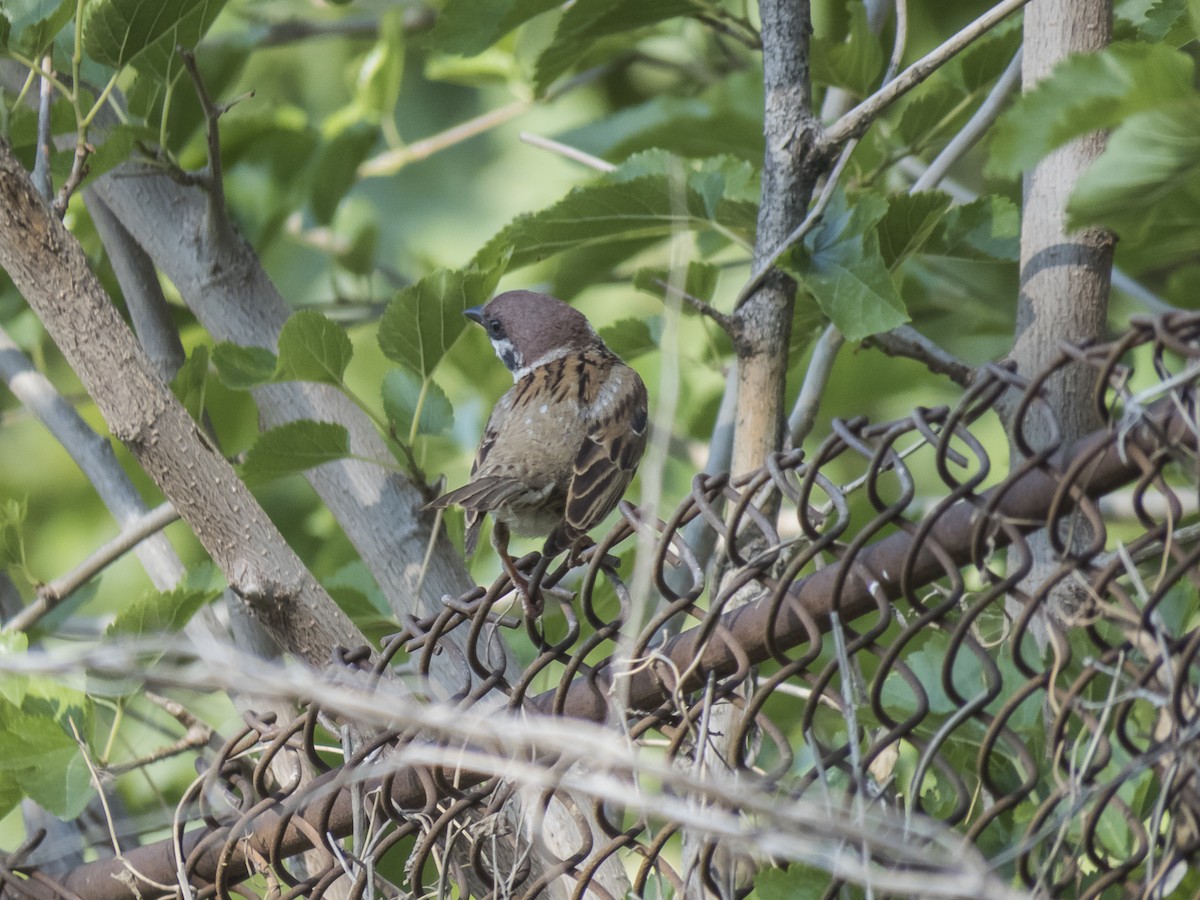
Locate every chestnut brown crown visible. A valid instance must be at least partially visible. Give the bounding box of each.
[465,290,597,374]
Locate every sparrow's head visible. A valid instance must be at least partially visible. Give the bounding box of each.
[466,290,597,378]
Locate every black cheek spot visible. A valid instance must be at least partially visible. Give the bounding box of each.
[500,347,519,371]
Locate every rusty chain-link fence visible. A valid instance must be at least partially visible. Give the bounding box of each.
[6,313,1200,899]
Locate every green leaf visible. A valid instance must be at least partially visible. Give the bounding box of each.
[811,0,884,94]
[275,310,354,385]
[106,584,219,637]
[84,0,229,71]
[8,0,74,57]
[1191,0,1200,38]
[474,153,757,272]
[0,633,28,707]
[987,42,1195,179]
[534,0,702,94]
[212,343,278,390]
[895,86,967,149]
[310,122,379,225]
[242,421,352,480]
[792,190,908,341]
[170,344,209,422]
[558,71,765,164]
[381,369,454,438]
[378,264,506,377]
[751,864,827,900]
[1140,0,1192,44]
[925,195,1020,261]
[1068,100,1200,231]
[0,498,27,569]
[429,0,560,56]
[876,191,953,269]
[0,690,94,820]
[599,318,659,360]
[0,14,10,50]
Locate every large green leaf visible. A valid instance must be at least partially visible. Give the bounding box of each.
[988,42,1195,178]
[106,584,219,637]
[429,0,560,56]
[242,421,352,480]
[790,191,908,341]
[5,0,73,56]
[876,191,953,270]
[924,196,1020,262]
[275,310,354,386]
[474,153,757,272]
[377,264,506,377]
[1068,100,1200,268]
[84,0,228,71]
[533,0,702,94]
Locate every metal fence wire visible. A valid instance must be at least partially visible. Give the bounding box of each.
[8,313,1200,900]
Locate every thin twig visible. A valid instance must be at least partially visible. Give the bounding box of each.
[787,322,845,448]
[519,132,615,173]
[360,99,530,177]
[736,138,858,308]
[913,50,1022,192]
[5,502,181,633]
[652,277,738,337]
[106,691,215,775]
[882,0,909,85]
[179,47,240,221]
[865,325,975,387]
[32,53,53,201]
[823,0,1034,150]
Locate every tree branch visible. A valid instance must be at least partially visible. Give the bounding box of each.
[822,0,1034,151]
[0,140,369,665]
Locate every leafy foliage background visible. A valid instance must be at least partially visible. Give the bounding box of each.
[0,0,1198,893]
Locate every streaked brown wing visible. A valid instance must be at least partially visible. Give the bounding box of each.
[424,405,509,555]
[544,372,648,556]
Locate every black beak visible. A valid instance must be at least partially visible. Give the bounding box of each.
[464,305,485,325]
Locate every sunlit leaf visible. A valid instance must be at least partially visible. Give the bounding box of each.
[378,264,506,377]
[275,311,354,385]
[988,42,1195,178]
[106,585,219,636]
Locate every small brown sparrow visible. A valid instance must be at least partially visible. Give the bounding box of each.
[427,290,648,605]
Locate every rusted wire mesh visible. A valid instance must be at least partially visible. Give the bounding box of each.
[7,313,1200,899]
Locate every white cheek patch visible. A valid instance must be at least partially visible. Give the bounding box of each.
[490,338,521,376]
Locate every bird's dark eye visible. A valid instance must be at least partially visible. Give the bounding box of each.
[487,318,505,338]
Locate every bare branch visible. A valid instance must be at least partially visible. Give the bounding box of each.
[6,503,181,634]
[865,325,975,387]
[787,322,845,448]
[823,0,1034,151]
[0,142,370,663]
[519,132,615,173]
[652,277,738,337]
[913,50,1022,192]
[179,48,235,226]
[31,54,53,201]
